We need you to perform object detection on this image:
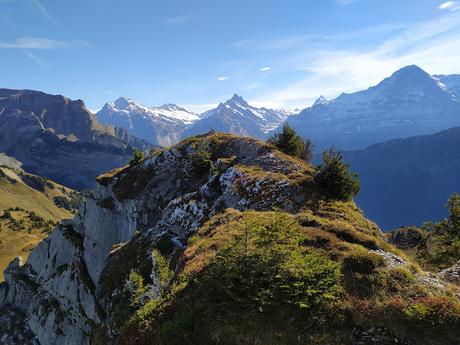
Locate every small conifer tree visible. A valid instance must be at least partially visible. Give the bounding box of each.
[446,193,460,236]
[315,149,360,201]
[268,124,313,162]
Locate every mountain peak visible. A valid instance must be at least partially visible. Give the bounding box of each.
[113,97,135,109]
[313,95,328,106]
[159,103,184,111]
[390,65,430,80]
[227,94,249,106]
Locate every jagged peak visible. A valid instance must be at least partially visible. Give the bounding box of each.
[226,94,249,107]
[112,97,137,109]
[313,95,328,106]
[158,103,189,112]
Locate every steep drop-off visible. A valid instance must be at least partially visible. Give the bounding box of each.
[0,89,149,190]
[0,133,459,345]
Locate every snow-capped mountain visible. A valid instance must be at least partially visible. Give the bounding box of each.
[285,65,460,150]
[97,97,200,146]
[182,94,293,139]
[435,74,460,99]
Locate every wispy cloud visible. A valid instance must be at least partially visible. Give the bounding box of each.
[259,66,271,71]
[439,1,460,11]
[23,50,49,68]
[0,37,90,49]
[217,76,229,81]
[235,34,317,50]
[235,23,410,51]
[165,15,192,25]
[250,12,460,109]
[28,0,59,27]
[243,82,261,91]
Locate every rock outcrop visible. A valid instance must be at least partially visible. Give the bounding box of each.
[0,89,150,190]
[1,133,459,345]
[0,133,313,344]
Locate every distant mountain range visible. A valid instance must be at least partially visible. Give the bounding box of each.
[0,89,150,190]
[97,94,293,145]
[287,65,460,150]
[2,64,460,229]
[97,66,460,152]
[345,126,460,230]
[182,94,292,140]
[97,97,201,146]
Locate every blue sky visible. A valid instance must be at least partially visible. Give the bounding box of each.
[1,0,460,112]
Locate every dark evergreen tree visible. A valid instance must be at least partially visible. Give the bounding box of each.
[268,124,313,162]
[446,193,460,236]
[315,149,360,201]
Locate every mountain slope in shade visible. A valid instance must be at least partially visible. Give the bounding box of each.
[0,89,146,190]
[182,94,292,139]
[285,65,460,150]
[97,97,200,146]
[344,126,460,230]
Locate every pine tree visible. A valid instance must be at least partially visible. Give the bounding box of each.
[268,124,313,162]
[446,193,460,236]
[315,149,360,201]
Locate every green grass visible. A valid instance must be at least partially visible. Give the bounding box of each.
[0,167,75,281]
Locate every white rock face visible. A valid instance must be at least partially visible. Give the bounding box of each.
[0,135,309,344]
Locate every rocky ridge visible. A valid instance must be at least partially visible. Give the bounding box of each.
[0,89,150,190]
[0,133,459,345]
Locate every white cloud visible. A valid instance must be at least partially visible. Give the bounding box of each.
[439,1,460,11]
[235,23,410,51]
[243,82,261,91]
[0,37,90,49]
[217,76,229,81]
[235,34,317,50]
[251,12,460,109]
[23,50,49,68]
[259,66,271,71]
[29,0,59,27]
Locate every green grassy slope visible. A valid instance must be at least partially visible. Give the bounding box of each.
[0,166,77,280]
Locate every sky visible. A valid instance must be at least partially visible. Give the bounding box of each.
[1,0,460,113]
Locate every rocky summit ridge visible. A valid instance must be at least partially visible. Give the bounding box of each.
[0,133,459,345]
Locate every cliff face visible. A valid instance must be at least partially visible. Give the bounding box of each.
[0,89,150,190]
[0,133,459,345]
[0,133,314,344]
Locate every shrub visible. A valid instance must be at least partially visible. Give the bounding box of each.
[267,124,313,162]
[403,296,460,329]
[129,149,145,166]
[315,149,360,201]
[342,249,385,274]
[192,149,213,173]
[204,212,342,313]
[152,249,173,296]
[446,193,460,237]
